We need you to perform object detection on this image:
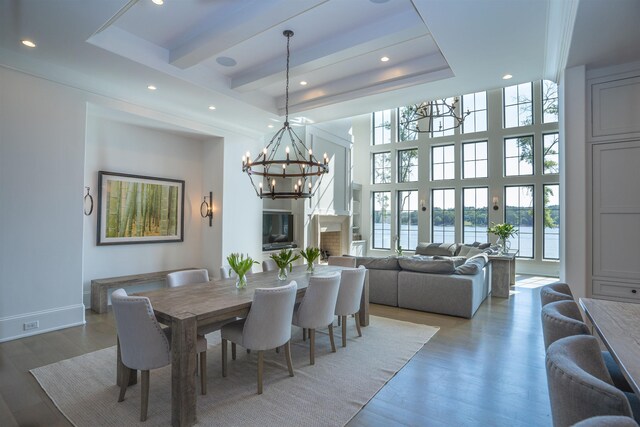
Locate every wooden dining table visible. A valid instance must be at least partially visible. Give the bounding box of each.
[119,264,369,427]
[579,298,640,396]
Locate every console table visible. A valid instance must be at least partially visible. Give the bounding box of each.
[488,252,517,298]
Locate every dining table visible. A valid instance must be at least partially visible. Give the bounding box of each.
[118,264,369,427]
[579,298,640,396]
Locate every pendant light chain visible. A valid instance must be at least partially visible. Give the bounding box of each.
[285,31,290,125]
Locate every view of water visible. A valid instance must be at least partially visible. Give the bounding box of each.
[372,224,560,259]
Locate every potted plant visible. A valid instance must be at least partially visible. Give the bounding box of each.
[487,222,518,255]
[227,253,258,289]
[270,248,301,280]
[393,236,403,256]
[299,247,321,273]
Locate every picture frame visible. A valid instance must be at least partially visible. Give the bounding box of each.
[97,171,185,245]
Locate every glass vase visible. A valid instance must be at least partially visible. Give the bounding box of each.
[235,274,247,289]
[278,266,288,281]
[306,261,315,274]
[497,237,510,255]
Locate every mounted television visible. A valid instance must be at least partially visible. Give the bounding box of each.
[262,212,295,251]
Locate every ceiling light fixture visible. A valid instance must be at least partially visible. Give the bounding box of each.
[380,56,390,62]
[147,85,157,90]
[208,105,216,110]
[152,0,164,5]
[267,124,274,128]
[242,30,329,200]
[503,74,513,80]
[21,40,36,48]
[399,98,470,134]
[300,81,308,86]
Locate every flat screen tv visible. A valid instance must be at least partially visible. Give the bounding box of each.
[262,212,295,251]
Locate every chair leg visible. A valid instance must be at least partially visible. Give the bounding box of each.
[231,343,236,360]
[355,311,362,337]
[118,365,130,402]
[284,341,294,377]
[222,339,228,377]
[140,370,150,422]
[257,350,264,394]
[302,328,307,341]
[309,328,316,365]
[338,316,341,326]
[200,351,207,395]
[328,324,336,353]
[342,315,347,347]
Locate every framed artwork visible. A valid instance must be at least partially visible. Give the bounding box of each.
[97,171,185,245]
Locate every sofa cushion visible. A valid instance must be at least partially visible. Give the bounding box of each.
[415,242,457,256]
[398,256,457,274]
[456,243,492,257]
[455,253,488,275]
[356,256,399,270]
[433,255,467,267]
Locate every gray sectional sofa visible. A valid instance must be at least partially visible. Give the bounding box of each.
[354,243,492,318]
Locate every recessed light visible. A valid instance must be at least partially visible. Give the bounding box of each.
[152,0,164,5]
[300,81,308,86]
[268,124,274,128]
[380,56,390,62]
[208,105,216,110]
[21,40,36,48]
[502,74,513,80]
[216,56,237,67]
[147,85,157,91]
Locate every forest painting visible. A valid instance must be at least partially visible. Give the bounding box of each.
[97,171,184,245]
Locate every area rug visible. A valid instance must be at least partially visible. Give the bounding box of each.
[31,316,438,426]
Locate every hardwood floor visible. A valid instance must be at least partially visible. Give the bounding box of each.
[0,277,553,426]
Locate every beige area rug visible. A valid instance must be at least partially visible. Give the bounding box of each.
[31,316,438,426]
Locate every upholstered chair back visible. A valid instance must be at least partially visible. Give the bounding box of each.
[328,256,357,268]
[166,269,209,288]
[540,282,574,307]
[262,259,278,272]
[111,288,170,371]
[242,281,297,351]
[220,265,236,279]
[294,274,341,328]
[572,416,639,427]
[546,335,633,427]
[541,300,590,350]
[335,266,366,316]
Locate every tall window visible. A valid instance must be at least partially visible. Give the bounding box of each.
[372,191,391,249]
[544,184,560,260]
[462,91,488,134]
[432,188,455,243]
[463,141,488,179]
[398,149,418,182]
[398,190,418,251]
[432,144,455,180]
[543,133,559,174]
[504,136,534,176]
[372,110,392,145]
[398,106,418,142]
[542,80,559,123]
[463,187,489,243]
[504,82,533,128]
[505,185,534,258]
[372,152,391,184]
[431,98,456,138]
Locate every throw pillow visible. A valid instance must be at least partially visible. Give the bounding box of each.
[433,255,467,268]
[455,253,489,275]
[356,256,400,270]
[398,256,456,274]
[415,242,457,257]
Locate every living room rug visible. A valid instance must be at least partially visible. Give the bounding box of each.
[31,316,437,427]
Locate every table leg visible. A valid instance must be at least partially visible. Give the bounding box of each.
[171,316,197,427]
[491,259,511,298]
[116,336,137,386]
[359,270,370,327]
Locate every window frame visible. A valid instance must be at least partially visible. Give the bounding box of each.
[504,185,535,259]
[542,132,559,175]
[432,144,456,181]
[504,135,534,177]
[462,187,489,244]
[462,91,488,134]
[372,110,393,145]
[372,191,391,250]
[372,151,392,184]
[503,82,533,128]
[397,148,418,183]
[542,80,559,124]
[431,188,456,243]
[462,140,488,179]
[543,184,560,260]
[397,189,419,252]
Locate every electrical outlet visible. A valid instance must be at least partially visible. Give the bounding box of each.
[24,321,39,331]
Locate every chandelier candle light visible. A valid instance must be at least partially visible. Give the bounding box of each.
[242,30,329,200]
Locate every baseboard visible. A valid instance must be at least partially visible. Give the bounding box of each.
[0,304,86,343]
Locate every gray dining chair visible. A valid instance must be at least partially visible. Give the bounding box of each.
[573,416,639,427]
[111,288,208,421]
[545,335,640,427]
[166,269,209,288]
[221,281,297,394]
[541,300,632,393]
[540,282,574,307]
[335,266,367,347]
[292,273,341,364]
[262,259,278,272]
[328,255,357,268]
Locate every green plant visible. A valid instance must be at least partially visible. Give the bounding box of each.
[227,253,258,277]
[487,222,518,240]
[270,248,301,272]
[299,247,321,264]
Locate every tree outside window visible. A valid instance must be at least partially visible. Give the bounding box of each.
[398,149,418,182]
[542,80,559,123]
[372,191,391,249]
[398,190,418,251]
[504,82,533,128]
[543,133,559,174]
[372,152,391,184]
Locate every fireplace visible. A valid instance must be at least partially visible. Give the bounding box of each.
[315,215,350,263]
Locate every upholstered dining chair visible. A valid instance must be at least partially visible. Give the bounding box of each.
[335,266,367,347]
[221,281,297,394]
[572,416,639,427]
[111,289,208,421]
[545,335,640,427]
[166,269,209,288]
[261,259,278,272]
[541,300,632,393]
[327,255,357,268]
[292,273,341,364]
[540,282,574,307]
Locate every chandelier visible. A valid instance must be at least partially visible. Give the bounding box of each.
[242,30,329,200]
[400,98,470,134]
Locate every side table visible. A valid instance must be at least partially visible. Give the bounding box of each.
[488,251,517,298]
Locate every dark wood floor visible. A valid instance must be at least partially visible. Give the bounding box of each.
[0,280,552,426]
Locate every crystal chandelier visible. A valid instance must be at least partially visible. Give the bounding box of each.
[401,98,470,134]
[242,30,329,200]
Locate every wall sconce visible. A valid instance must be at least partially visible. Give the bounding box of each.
[83,186,94,216]
[200,191,213,227]
[420,199,427,212]
[492,196,499,211]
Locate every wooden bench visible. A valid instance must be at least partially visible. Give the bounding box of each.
[91,268,200,314]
